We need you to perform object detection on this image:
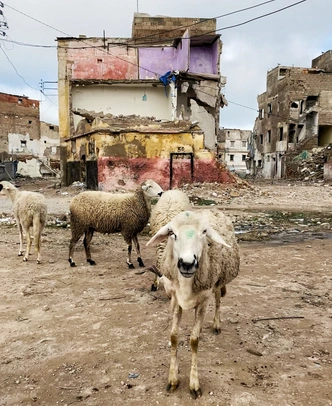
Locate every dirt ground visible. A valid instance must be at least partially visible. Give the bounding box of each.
[0,178,331,406]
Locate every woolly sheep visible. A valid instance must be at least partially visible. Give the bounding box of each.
[68,179,163,268]
[149,189,191,291]
[0,181,47,264]
[146,209,240,398]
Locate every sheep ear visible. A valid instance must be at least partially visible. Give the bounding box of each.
[206,227,231,248]
[0,184,3,192]
[146,223,170,247]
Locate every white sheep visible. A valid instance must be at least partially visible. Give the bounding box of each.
[146,209,240,398]
[68,179,163,268]
[0,181,47,264]
[149,189,191,291]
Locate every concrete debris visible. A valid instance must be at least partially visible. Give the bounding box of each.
[295,144,332,181]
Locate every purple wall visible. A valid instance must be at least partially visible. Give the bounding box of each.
[138,30,218,79]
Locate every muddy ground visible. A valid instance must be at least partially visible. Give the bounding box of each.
[0,179,331,406]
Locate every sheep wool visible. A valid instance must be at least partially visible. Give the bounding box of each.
[0,181,47,264]
[68,179,163,268]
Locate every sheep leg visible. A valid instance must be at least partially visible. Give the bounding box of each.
[166,296,182,393]
[23,228,32,262]
[17,222,24,257]
[33,216,43,264]
[132,235,144,267]
[124,236,135,268]
[213,285,226,334]
[84,228,96,265]
[189,302,208,399]
[68,231,83,267]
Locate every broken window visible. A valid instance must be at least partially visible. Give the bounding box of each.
[257,159,262,168]
[288,123,296,143]
[20,140,27,148]
[259,134,263,144]
[306,95,318,109]
[49,125,54,130]
[279,127,283,141]
[88,140,95,155]
[290,101,299,109]
[267,103,272,114]
[242,155,246,161]
[259,109,264,119]
[229,154,234,161]
[267,130,271,143]
[279,68,287,78]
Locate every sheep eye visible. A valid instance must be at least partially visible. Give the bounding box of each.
[202,229,207,234]
[169,230,176,240]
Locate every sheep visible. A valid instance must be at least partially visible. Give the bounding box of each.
[146,209,240,398]
[149,189,191,291]
[0,181,47,264]
[68,179,163,268]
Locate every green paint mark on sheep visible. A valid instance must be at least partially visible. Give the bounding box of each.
[186,229,195,239]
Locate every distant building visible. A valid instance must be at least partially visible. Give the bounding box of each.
[56,13,232,190]
[249,51,332,178]
[217,128,250,173]
[0,92,59,179]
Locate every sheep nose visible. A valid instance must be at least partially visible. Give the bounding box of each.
[158,191,163,196]
[177,258,196,274]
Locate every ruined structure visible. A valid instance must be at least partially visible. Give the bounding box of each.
[0,92,60,179]
[217,128,250,174]
[250,51,332,179]
[57,13,231,190]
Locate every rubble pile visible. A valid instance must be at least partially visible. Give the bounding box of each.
[295,144,332,181]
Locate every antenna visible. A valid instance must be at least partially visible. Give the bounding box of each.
[137,0,139,12]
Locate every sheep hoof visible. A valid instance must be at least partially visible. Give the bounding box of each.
[166,382,179,393]
[213,327,221,335]
[37,260,42,264]
[23,258,28,262]
[151,284,158,292]
[128,263,135,269]
[137,257,145,267]
[18,252,23,257]
[87,259,96,265]
[190,388,202,399]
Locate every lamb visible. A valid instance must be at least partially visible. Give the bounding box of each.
[149,189,191,291]
[68,179,163,268]
[146,209,240,398]
[0,181,47,264]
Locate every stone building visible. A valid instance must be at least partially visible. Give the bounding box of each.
[250,51,332,178]
[57,13,231,190]
[217,128,250,174]
[0,92,60,179]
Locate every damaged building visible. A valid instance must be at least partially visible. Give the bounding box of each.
[217,128,250,175]
[249,50,332,179]
[57,13,231,190]
[0,92,60,179]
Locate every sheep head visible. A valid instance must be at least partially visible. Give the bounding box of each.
[147,211,231,279]
[141,179,163,198]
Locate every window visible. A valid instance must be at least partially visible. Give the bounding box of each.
[71,139,76,154]
[242,141,247,147]
[279,127,283,141]
[267,130,271,143]
[257,159,262,168]
[288,123,296,143]
[28,120,32,124]
[259,134,263,144]
[242,155,246,161]
[266,155,270,162]
[18,98,23,105]
[259,109,264,119]
[267,103,272,114]
[230,141,235,147]
[20,140,27,147]
[49,125,54,130]
[229,155,234,161]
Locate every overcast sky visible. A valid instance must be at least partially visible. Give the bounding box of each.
[0,0,330,130]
